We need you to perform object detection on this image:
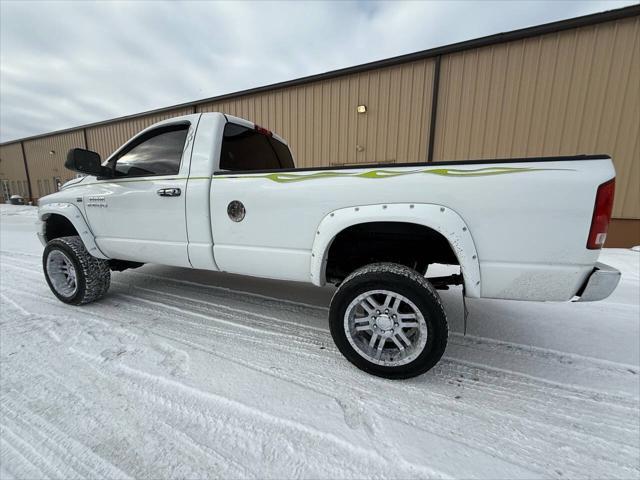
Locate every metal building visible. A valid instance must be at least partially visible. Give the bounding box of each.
[1,5,638,246]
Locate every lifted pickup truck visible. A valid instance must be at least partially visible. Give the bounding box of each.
[37,113,620,379]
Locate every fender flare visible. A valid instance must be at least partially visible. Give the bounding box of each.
[38,203,109,259]
[309,203,481,298]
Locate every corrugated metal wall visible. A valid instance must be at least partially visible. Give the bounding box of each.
[197,60,435,168]
[0,143,28,198]
[86,107,194,160]
[23,130,85,197]
[434,16,639,219]
[0,10,637,244]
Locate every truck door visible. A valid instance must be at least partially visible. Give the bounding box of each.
[210,122,312,281]
[83,122,195,267]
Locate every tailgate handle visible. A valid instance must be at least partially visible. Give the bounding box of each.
[157,188,181,197]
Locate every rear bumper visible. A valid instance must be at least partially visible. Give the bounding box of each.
[575,262,621,302]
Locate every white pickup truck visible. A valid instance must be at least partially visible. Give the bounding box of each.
[37,112,620,379]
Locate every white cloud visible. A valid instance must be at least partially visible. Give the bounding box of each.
[0,0,635,142]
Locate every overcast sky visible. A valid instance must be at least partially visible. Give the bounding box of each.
[0,0,636,142]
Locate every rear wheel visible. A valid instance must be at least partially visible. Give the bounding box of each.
[329,262,448,379]
[43,236,111,305]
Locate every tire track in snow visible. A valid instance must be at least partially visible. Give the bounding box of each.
[138,325,639,477]
[449,333,639,374]
[130,283,328,333]
[0,249,41,259]
[1,255,637,471]
[3,254,635,378]
[72,348,451,479]
[441,356,638,410]
[0,426,61,478]
[128,270,329,312]
[2,259,329,349]
[119,277,639,401]
[13,280,624,478]
[3,261,638,422]
[5,259,634,409]
[1,395,132,479]
[68,346,258,479]
[72,358,247,478]
[1,308,260,479]
[0,436,48,480]
[152,418,257,479]
[2,316,636,476]
[2,284,544,474]
[6,254,634,413]
[112,283,639,429]
[1,278,404,473]
[3,260,637,422]
[95,286,640,417]
[119,293,308,341]
[113,290,330,348]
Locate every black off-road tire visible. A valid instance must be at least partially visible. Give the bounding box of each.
[43,236,111,305]
[329,262,448,379]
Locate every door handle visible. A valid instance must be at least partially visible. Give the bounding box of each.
[157,188,181,197]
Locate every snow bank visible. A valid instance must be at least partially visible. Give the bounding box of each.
[0,203,38,217]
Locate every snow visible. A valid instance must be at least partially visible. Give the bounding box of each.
[1,204,638,479]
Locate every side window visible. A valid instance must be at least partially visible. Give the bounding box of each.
[220,123,294,171]
[111,125,189,177]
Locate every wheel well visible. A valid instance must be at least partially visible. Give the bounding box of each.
[325,222,459,284]
[44,214,78,242]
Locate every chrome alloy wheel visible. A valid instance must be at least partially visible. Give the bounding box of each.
[344,289,428,367]
[46,250,78,298]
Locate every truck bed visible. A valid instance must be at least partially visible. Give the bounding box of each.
[210,154,614,301]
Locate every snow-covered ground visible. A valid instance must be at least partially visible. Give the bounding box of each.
[1,204,638,479]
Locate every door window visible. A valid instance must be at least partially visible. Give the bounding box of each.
[220,123,294,171]
[110,124,189,177]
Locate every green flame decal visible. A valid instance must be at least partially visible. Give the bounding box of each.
[216,166,571,183]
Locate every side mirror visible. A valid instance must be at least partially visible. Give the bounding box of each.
[65,148,112,177]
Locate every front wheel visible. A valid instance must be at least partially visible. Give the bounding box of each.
[329,263,448,379]
[43,236,111,305]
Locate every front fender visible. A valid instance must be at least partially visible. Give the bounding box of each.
[38,203,109,259]
[310,203,481,298]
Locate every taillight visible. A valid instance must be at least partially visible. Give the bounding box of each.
[587,179,615,249]
[254,125,273,137]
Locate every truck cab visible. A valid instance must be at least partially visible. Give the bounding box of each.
[40,113,294,268]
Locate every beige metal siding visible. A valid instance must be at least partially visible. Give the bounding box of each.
[23,130,86,197]
[0,143,27,181]
[0,143,28,197]
[198,60,435,168]
[86,107,194,160]
[434,16,640,219]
